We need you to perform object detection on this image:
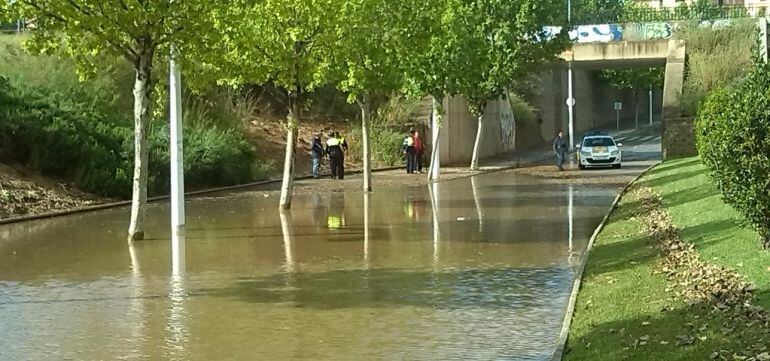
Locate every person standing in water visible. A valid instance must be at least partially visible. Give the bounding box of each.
[403,130,416,174]
[553,130,568,171]
[310,133,324,178]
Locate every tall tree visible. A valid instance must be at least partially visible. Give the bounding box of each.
[450,0,567,170]
[204,0,339,209]
[404,0,458,181]
[6,0,216,242]
[335,0,428,191]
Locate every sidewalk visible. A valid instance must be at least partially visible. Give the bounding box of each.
[226,146,556,196]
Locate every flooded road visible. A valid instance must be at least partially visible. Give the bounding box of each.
[0,132,659,360]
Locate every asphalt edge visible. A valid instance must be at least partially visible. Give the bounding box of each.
[550,160,661,361]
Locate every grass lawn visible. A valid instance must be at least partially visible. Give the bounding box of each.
[565,157,770,360]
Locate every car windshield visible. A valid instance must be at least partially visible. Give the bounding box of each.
[583,137,615,147]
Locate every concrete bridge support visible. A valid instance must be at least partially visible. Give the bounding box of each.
[661,40,692,158]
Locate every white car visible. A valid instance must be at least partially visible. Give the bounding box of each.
[577,134,623,170]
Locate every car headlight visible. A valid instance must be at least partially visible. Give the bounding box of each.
[580,151,591,157]
[611,150,619,155]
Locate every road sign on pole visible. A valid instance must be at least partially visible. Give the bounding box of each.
[614,102,622,132]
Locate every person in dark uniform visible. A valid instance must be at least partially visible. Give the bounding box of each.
[553,130,568,171]
[310,133,324,178]
[326,132,345,180]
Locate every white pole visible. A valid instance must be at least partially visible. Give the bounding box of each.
[567,185,575,264]
[169,48,185,241]
[649,88,653,126]
[363,192,370,265]
[567,62,575,149]
[430,98,441,180]
[567,0,572,22]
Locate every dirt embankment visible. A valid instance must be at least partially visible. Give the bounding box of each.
[247,117,362,178]
[0,163,103,220]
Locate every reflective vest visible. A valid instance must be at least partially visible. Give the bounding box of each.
[327,215,345,229]
[326,137,340,147]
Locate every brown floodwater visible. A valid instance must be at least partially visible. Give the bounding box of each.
[0,171,621,360]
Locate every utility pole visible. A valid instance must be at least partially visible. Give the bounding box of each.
[169,45,186,274]
[567,0,575,149]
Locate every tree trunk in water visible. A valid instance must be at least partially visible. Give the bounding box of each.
[508,91,517,151]
[428,96,444,181]
[428,96,444,180]
[279,91,299,209]
[470,105,484,170]
[360,95,372,192]
[634,89,640,128]
[127,53,153,243]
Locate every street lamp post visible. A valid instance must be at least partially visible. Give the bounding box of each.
[566,0,575,150]
[169,47,185,244]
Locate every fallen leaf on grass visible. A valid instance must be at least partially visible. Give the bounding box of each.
[676,335,694,346]
[641,321,651,326]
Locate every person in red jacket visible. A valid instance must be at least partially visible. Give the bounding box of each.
[413,130,424,174]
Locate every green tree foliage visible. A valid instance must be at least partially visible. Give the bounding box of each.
[696,65,770,250]
[600,67,664,125]
[5,0,219,241]
[334,0,426,191]
[203,0,340,209]
[446,0,567,169]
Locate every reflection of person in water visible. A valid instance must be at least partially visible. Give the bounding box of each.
[403,196,421,221]
[327,192,346,230]
[311,193,324,225]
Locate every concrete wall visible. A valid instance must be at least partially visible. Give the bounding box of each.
[662,117,696,158]
[436,96,515,165]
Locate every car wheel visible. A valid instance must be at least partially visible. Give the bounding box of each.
[579,164,586,170]
[613,164,621,169]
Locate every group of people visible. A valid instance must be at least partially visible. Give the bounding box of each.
[310,131,348,179]
[402,129,424,174]
[309,128,426,180]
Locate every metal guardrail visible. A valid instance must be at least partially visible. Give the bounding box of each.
[571,5,751,24]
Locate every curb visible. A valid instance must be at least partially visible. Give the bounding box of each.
[550,161,661,361]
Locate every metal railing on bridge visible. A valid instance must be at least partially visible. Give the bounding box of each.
[571,5,751,24]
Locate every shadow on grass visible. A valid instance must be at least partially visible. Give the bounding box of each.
[564,298,770,361]
[661,184,718,209]
[638,167,706,189]
[584,235,655,277]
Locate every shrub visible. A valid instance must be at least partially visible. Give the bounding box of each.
[346,125,406,167]
[696,65,770,249]
[0,81,270,198]
[676,19,756,116]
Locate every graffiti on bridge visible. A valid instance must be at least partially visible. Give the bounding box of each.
[543,20,733,44]
[543,23,672,43]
